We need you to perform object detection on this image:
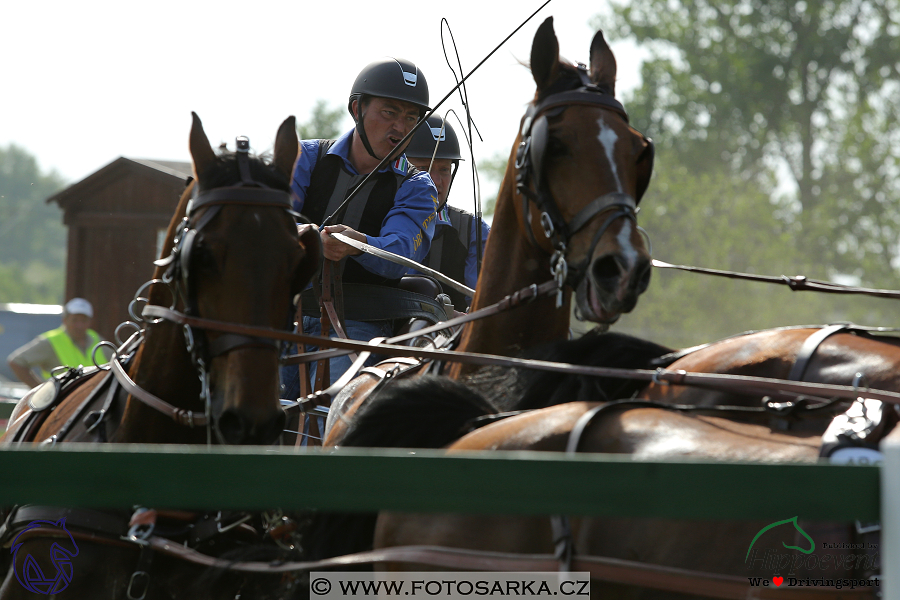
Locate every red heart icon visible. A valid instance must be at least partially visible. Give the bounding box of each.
[773,577,783,587]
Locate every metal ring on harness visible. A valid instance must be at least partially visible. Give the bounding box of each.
[129,279,175,323]
[92,341,117,371]
[115,321,142,346]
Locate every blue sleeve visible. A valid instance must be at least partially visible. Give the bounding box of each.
[353,171,438,280]
[290,139,320,213]
[464,218,491,291]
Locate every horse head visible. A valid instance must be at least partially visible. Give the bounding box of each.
[171,114,320,445]
[516,17,654,324]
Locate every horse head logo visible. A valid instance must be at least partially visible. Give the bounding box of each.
[745,516,814,562]
[11,518,79,595]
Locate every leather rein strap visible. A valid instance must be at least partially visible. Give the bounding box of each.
[142,303,900,410]
[110,358,207,427]
[653,259,900,301]
[10,525,867,600]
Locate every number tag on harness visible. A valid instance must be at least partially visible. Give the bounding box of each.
[828,446,883,466]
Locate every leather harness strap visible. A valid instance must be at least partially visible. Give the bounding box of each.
[110,358,207,427]
[788,324,850,382]
[5,527,868,600]
[141,302,900,410]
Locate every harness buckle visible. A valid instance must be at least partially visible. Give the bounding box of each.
[550,251,568,309]
[124,521,155,546]
[515,137,531,169]
[540,212,555,239]
[127,571,150,600]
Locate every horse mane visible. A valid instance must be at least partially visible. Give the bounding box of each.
[511,330,674,410]
[341,376,497,449]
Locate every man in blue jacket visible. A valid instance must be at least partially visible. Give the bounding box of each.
[286,57,438,399]
[404,117,490,312]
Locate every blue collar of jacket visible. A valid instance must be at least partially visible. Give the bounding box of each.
[329,129,413,177]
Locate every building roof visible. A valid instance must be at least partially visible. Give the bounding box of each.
[47,157,193,208]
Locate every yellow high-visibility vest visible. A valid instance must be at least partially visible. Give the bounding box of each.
[40,327,102,378]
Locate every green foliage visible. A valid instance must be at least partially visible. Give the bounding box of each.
[613,158,900,348]
[598,0,900,278]
[476,150,510,217]
[0,145,66,303]
[584,0,900,345]
[297,99,348,141]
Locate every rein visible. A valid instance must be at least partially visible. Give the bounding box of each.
[653,259,900,300]
[8,528,869,599]
[140,302,900,411]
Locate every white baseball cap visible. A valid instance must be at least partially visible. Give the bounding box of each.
[64,298,93,318]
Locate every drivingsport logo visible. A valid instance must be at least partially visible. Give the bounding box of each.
[11,518,79,595]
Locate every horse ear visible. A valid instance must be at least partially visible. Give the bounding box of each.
[531,16,560,92]
[273,116,299,180]
[589,30,617,95]
[189,112,217,179]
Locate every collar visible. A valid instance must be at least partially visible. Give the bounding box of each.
[331,128,412,176]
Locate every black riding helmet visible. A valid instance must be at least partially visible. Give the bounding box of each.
[404,117,465,209]
[404,116,464,162]
[347,57,430,160]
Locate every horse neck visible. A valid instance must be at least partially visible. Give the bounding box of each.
[115,184,207,444]
[452,154,571,375]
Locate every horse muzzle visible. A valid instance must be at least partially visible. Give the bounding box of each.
[576,251,652,323]
[215,405,286,445]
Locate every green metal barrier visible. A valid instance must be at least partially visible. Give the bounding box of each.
[0,445,879,521]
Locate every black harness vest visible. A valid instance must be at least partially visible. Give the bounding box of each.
[423,208,475,311]
[303,139,417,287]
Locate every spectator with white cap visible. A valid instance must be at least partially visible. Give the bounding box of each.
[7,298,106,387]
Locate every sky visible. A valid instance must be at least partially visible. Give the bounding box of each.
[1,0,644,214]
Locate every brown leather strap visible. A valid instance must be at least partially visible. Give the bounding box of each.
[133,540,888,599]
[788,324,849,382]
[5,523,873,600]
[653,259,900,301]
[111,359,207,427]
[141,295,900,409]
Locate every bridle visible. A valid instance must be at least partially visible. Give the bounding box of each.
[141,137,299,439]
[515,64,654,306]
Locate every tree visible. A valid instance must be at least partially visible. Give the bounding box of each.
[596,0,900,281]
[475,150,509,217]
[0,145,66,303]
[610,160,900,347]
[297,100,348,141]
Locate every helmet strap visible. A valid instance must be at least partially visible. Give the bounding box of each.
[352,100,383,161]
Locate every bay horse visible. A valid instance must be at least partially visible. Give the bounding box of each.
[0,114,321,600]
[311,28,885,598]
[304,16,661,564]
[321,15,655,445]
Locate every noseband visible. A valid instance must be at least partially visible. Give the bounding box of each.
[515,65,654,306]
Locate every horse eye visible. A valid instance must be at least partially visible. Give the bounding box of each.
[546,136,567,158]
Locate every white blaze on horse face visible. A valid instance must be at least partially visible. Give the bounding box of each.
[617,218,639,271]
[597,118,622,192]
